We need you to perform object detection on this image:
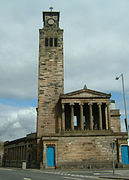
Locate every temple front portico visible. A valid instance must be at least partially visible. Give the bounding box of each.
[60,86,113,132]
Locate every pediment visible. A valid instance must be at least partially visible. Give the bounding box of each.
[60,87,111,99]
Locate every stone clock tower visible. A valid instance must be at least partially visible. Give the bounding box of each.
[37,9,64,138]
[3,9,125,170]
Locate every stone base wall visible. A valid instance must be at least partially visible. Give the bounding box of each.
[56,136,118,169]
[42,135,121,169]
[57,161,112,169]
[3,160,22,168]
[3,160,37,169]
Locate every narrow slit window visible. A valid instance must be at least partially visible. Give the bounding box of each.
[50,38,53,47]
[54,38,58,47]
[45,38,48,46]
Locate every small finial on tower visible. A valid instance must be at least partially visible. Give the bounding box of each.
[49,7,53,12]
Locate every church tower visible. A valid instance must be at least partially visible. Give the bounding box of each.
[37,9,64,138]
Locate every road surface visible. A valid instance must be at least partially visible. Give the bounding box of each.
[0,168,110,180]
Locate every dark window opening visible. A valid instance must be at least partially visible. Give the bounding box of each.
[45,37,57,47]
[102,103,106,130]
[74,103,80,130]
[50,38,53,47]
[65,104,71,131]
[92,103,99,130]
[84,104,90,130]
[45,38,48,46]
[54,38,58,47]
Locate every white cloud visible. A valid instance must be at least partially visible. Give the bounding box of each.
[0,0,129,140]
[0,0,129,99]
[0,103,36,141]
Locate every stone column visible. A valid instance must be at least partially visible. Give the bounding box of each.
[71,104,74,131]
[89,103,93,130]
[22,146,24,160]
[80,103,84,130]
[19,146,21,160]
[12,148,14,160]
[22,146,23,160]
[10,149,12,160]
[20,146,21,160]
[17,147,19,160]
[15,147,17,160]
[105,105,108,130]
[21,146,22,160]
[25,145,27,159]
[98,103,102,130]
[21,146,23,160]
[24,146,26,160]
[13,148,14,160]
[16,146,18,160]
[61,103,65,131]
[107,103,111,130]
[15,147,16,160]
[14,147,15,160]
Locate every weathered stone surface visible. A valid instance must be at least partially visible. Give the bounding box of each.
[37,11,64,137]
[110,109,121,132]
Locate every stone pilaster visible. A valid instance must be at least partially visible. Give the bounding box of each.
[98,103,102,130]
[89,103,93,130]
[107,103,111,130]
[105,105,108,130]
[80,103,84,130]
[61,103,65,131]
[71,104,74,131]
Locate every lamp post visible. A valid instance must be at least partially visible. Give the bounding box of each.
[116,73,129,146]
[110,142,115,175]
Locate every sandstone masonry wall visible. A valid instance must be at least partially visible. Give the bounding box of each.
[57,136,118,168]
[37,27,64,137]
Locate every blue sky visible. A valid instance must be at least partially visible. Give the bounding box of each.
[0,98,37,107]
[0,0,129,141]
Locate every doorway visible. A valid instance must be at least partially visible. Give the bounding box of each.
[47,146,55,167]
[121,145,129,164]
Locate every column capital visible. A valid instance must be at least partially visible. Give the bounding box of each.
[70,103,74,106]
[97,102,102,106]
[79,102,84,106]
[106,102,111,106]
[88,102,93,106]
[62,103,65,108]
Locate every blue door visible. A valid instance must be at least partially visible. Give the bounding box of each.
[121,145,129,164]
[47,146,55,167]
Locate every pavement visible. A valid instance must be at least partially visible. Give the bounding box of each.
[39,168,129,180]
[31,168,129,180]
[91,169,129,179]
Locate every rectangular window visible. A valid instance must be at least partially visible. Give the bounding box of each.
[50,38,53,47]
[54,38,58,47]
[45,38,48,46]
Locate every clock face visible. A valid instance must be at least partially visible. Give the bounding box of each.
[48,18,55,25]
